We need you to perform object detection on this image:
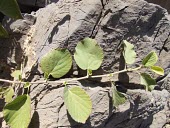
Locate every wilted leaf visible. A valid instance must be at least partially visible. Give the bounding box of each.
[64,86,92,123]
[0,24,9,38]
[3,95,31,128]
[4,87,14,103]
[0,0,22,19]
[11,70,22,80]
[150,66,164,75]
[140,73,156,91]
[142,51,158,67]
[112,84,126,107]
[74,38,104,72]
[40,49,72,79]
[122,40,136,64]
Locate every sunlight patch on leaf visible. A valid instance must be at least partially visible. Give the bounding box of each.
[40,49,72,79]
[64,86,92,123]
[74,38,104,73]
[112,83,126,107]
[142,51,158,67]
[11,70,22,80]
[4,87,14,103]
[122,40,136,64]
[150,66,164,75]
[3,95,31,128]
[140,73,156,91]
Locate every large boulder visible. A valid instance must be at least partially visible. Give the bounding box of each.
[0,0,170,127]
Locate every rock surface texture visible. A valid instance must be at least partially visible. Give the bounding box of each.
[0,0,170,128]
[146,0,170,13]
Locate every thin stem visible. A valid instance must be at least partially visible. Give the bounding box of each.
[90,69,127,78]
[0,66,142,86]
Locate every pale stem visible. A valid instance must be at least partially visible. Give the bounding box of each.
[0,66,142,86]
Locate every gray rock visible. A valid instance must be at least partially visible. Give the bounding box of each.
[29,79,170,128]
[31,0,170,83]
[0,0,170,128]
[27,1,170,127]
[17,0,59,7]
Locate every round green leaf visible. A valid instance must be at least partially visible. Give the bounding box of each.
[150,66,164,75]
[64,86,92,123]
[0,0,22,19]
[140,73,156,91]
[142,51,158,67]
[122,40,136,64]
[3,95,31,128]
[40,49,72,79]
[74,37,104,71]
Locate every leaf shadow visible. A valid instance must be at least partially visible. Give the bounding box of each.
[67,111,92,128]
[28,111,40,128]
[104,93,154,127]
[46,14,71,45]
[118,53,129,84]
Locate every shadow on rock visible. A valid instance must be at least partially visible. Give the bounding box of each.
[29,111,40,128]
[118,53,129,84]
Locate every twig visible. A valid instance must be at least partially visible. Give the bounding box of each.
[0,66,142,86]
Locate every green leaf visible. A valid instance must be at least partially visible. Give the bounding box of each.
[3,95,31,128]
[112,84,126,107]
[0,87,8,93]
[0,23,9,38]
[64,86,92,123]
[140,73,156,91]
[24,82,30,88]
[11,70,22,80]
[40,49,72,79]
[4,87,14,103]
[74,37,104,71]
[150,66,164,75]
[0,87,8,98]
[122,40,136,64]
[87,69,92,76]
[0,0,22,19]
[142,51,158,67]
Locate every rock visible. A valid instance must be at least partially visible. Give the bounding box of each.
[145,0,170,13]
[17,0,59,7]
[0,0,170,128]
[157,67,170,92]
[30,0,170,83]
[28,79,170,128]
